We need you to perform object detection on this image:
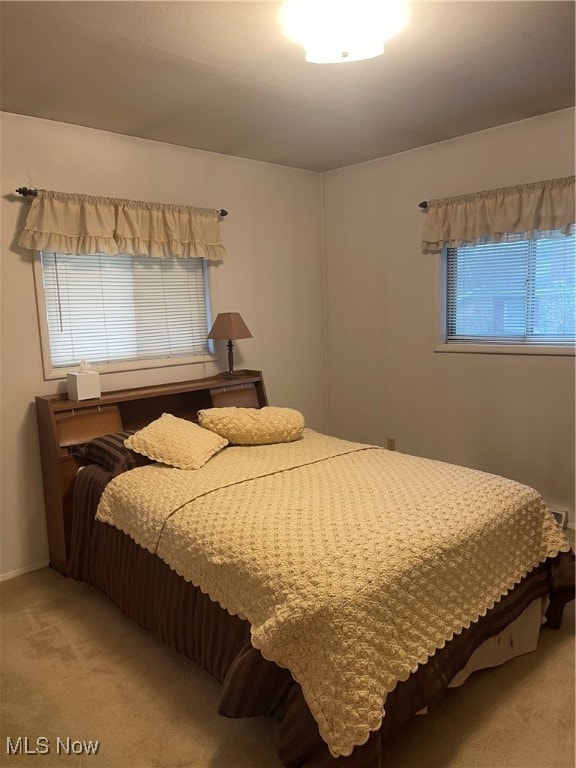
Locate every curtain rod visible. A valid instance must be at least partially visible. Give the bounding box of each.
[15,187,229,217]
[418,201,429,210]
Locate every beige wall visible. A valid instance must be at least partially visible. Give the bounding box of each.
[322,108,575,524]
[2,108,574,578]
[0,112,327,578]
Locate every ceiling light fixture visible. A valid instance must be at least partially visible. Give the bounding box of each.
[280,0,409,64]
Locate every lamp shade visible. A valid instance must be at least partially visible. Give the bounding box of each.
[207,312,252,341]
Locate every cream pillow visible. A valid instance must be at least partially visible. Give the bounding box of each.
[198,406,305,446]
[124,413,228,469]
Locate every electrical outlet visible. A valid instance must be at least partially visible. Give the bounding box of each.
[387,437,396,451]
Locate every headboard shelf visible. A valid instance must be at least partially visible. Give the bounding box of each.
[44,370,266,412]
[36,370,268,574]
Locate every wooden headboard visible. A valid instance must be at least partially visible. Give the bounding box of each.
[36,370,268,574]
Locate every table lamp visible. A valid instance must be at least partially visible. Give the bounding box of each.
[207,312,252,376]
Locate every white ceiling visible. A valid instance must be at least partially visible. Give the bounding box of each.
[1,1,574,172]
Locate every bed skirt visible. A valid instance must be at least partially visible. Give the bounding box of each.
[68,465,575,768]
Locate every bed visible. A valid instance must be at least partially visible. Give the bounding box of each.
[36,371,575,768]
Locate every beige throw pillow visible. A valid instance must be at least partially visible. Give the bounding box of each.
[124,413,228,469]
[198,406,305,445]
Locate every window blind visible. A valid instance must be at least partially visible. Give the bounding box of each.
[41,253,211,367]
[446,234,575,345]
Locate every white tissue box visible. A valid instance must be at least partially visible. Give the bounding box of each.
[67,371,101,401]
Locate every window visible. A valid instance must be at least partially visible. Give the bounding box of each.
[443,233,575,350]
[38,252,214,375]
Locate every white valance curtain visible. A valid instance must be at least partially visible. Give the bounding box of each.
[18,189,227,260]
[421,175,575,254]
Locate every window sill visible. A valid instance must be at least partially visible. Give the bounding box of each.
[43,353,218,380]
[434,343,575,357]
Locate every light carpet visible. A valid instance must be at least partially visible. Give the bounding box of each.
[1,563,574,768]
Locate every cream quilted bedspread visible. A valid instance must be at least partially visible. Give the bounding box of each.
[96,429,570,757]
